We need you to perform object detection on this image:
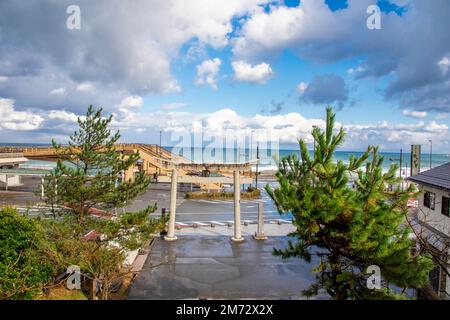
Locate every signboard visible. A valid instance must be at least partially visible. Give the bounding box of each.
[410,144,421,176]
[407,198,419,208]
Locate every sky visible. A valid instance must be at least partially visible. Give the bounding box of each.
[0,0,449,152]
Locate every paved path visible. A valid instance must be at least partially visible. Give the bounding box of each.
[127,235,321,300]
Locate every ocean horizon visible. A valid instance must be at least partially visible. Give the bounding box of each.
[3,142,448,175]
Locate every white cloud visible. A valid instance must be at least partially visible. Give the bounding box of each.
[162,102,187,110]
[0,98,43,130]
[435,113,449,120]
[402,109,428,119]
[438,56,450,74]
[232,0,450,112]
[75,82,94,93]
[231,60,273,84]
[0,76,8,82]
[111,95,144,125]
[49,88,66,96]
[347,66,365,75]
[1,94,448,152]
[425,121,448,132]
[117,96,143,110]
[297,81,308,93]
[195,58,222,90]
[107,105,448,152]
[0,0,270,111]
[47,110,79,123]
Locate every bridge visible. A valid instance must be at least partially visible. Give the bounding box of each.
[0,144,255,190]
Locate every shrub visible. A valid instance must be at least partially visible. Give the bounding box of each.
[0,208,57,299]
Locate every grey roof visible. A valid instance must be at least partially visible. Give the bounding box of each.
[408,162,450,190]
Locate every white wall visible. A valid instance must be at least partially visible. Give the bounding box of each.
[417,185,450,299]
[417,185,450,236]
[0,174,21,187]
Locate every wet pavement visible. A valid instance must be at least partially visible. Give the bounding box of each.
[0,176,42,206]
[1,178,318,299]
[127,236,320,300]
[123,182,187,214]
[124,180,288,223]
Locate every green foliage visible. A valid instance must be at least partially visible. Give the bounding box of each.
[266,107,433,300]
[45,105,151,221]
[1,106,164,300]
[0,208,57,299]
[39,205,164,299]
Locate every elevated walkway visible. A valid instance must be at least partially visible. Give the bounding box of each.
[0,144,254,190]
[0,152,28,168]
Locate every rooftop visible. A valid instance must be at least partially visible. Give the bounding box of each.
[408,162,450,190]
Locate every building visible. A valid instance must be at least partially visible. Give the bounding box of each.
[408,162,450,299]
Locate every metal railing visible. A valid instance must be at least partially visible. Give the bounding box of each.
[0,152,24,159]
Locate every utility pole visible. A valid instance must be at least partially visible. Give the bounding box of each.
[399,148,402,178]
[428,139,432,170]
[405,160,408,178]
[256,144,259,189]
[400,148,403,191]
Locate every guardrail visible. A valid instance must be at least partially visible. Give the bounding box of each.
[0,153,24,159]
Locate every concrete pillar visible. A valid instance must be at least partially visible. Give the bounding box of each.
[41,177,45,199]
[232,170,244,242]
[253,202,267,240]
[165,169,178,241]
[5,175,8,191]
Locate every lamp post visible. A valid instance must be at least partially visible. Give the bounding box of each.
[389,148,404,191]
[405,160,408,178]
[256,143,259,189]
[428,139,432,170]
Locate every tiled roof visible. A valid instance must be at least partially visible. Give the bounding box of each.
[408,162,450,190]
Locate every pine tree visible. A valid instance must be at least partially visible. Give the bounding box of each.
[46,106,151,222]
[266,107,433,299]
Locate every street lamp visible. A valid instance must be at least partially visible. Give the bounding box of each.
[428,139,432,170]
[389,148,404,190]
[405,160,409,178]
[255,143,259,189]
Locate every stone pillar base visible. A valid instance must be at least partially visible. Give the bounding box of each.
[231,236,245,243]
[164,235,178,242]
[253,233,268,240]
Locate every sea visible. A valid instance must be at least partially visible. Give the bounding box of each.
[3,143,448,222]
[166,146,449,175]
[2,143,449,175]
